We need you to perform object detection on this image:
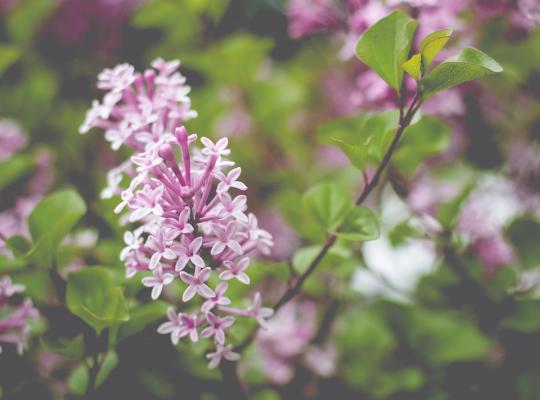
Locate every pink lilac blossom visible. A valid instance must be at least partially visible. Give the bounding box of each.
[46,0,145,53]
[458,175,521,273]
[0,119,27,162]
[0,276,39,354]
[82,60,274,368]
[255,300,317,384]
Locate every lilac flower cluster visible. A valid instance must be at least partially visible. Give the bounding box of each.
[0,276,39,355]
[0,121,55,257]
[82,60,274,368]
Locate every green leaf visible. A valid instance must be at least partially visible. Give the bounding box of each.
[95,351,119,388]
[67,363,89,396]
[5,235,32,257]
[419,28,453,68]
[292,244,352,274]
[41,333,85,359]
[319,111,398,171]
[0,154,34,191]
[0,44,21,77]
[27,189,87,267]
[438,182,475,229]
[421,47,503,97]
[393,116,450,177]
[337,206,380,241]
[118,301,169,342]
[356,11,419,92]
[501,301,540,333]
[7,0,59,44]
[506,217,540,269]
[402,53,422,80]
[303,183,353,232]
[66,267,129,334]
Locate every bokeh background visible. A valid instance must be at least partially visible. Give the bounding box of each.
[1,0,540,399]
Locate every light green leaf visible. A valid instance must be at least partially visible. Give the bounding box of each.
[0,154,34,191]
[419,28,453,68]
[66,267,129,334]
[27,189,87,267]
[402,53,422,80]
[421,47,503,97]
[337,206,380,242]
[303,183,353,232]
[0,44,21,77]
[356,11,419,92]
[67,363,89,396]
[506,217,540,269]
[95,351,119,388]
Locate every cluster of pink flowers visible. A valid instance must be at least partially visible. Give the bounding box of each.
[254,300,336,383]
[82,59,274,368]
[45,0,145,53]
[0,276,39,355]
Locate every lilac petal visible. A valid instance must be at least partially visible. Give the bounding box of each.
[182,285,197,302]
[151,284,163,300]
[237,273,250,285]
[191,255,204,269]
[198,284,215,299]
[175,256,189,271]
[219,270,233,280]
[149,252,161,270]
[211,242,226,255]
[227,240,243,255]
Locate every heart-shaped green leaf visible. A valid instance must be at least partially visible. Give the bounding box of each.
[303,183,353,232]
[337,206,380,242]
[356,11,418,93]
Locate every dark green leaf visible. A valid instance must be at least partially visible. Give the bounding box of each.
[66,267,129,334]
[41,334,85,359]
[356,11,419,92]
[506,216,540,269]
[438,182,475,229]
[118,301,169,342]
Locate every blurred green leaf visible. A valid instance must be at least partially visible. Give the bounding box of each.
[303,183,352,232]
[41,333,85,359]
[0,154,34,191]
[501,300,540,333]
[0,44,21,76]
[118,301,169,341]
[337,206,380,241]
[7,0,58,44]
[66,267,129,334]
[67,363,89,396]
[394,116,450,177]
[438,182,475,229]
[356,11,419,92]
[95,351,119,388]
[506,216,540,269]
[421,48,503,97]
[319,111,398,171]
[27,189,87,267]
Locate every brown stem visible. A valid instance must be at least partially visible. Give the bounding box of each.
[225,93,423,395]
